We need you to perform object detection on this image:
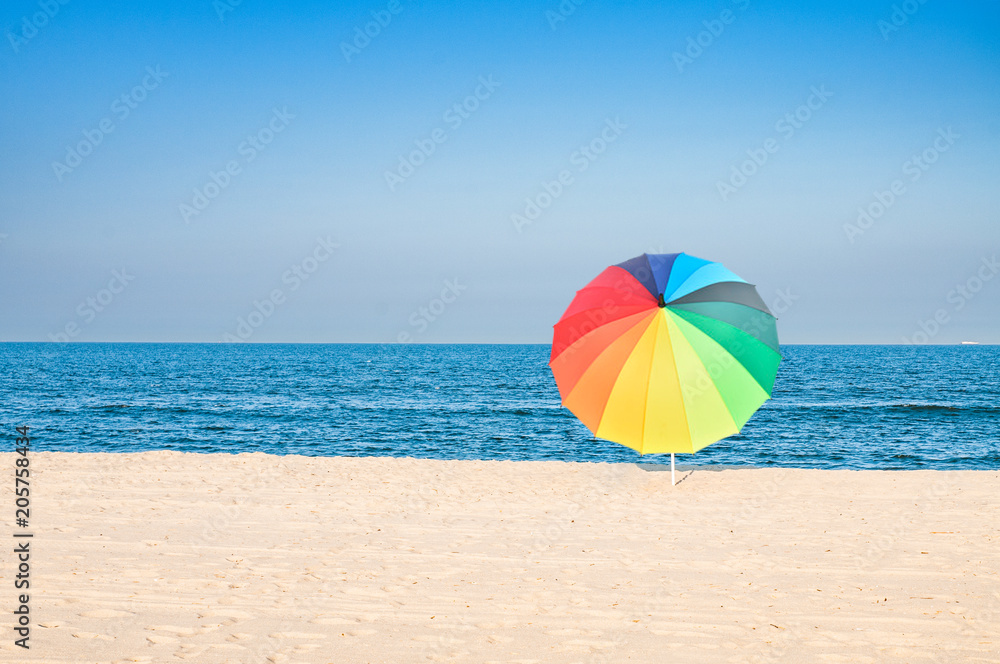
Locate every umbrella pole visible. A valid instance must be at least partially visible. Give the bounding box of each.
[671,453,675,486]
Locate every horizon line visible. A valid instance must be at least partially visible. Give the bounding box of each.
[1,341,996,347]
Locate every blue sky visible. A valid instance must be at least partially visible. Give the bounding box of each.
[1,0,998,343]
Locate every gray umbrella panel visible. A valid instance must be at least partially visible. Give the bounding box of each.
[666,281,773,316]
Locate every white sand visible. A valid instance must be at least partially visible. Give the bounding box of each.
[1,452,997,663]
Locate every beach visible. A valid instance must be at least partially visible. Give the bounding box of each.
[1,452,997,663]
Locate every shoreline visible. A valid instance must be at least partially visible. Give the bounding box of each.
[2,452,997,662]
[13,449,1000,472]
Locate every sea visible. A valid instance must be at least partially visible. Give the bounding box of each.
[1,343,997,470]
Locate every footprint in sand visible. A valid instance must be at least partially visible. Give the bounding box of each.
[146,635,177,644]
[543,628,602,637]
[474,620,519,629]
[145,625,199,637]
[555,638,619,653]
[81,609,134,618]
[345,629,378,637]
[72,631,115,641]
[308,617,354,626]
[174,644,210,660]
[411,634,443,643]
[268,632,328,640]
[198,609,255,626]
[427,650,471,662]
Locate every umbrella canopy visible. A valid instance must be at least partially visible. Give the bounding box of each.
[550,252,781,455]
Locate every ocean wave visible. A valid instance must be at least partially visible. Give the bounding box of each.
[892,403,967,412]
[341,402,565,416]
[773,402,997,413]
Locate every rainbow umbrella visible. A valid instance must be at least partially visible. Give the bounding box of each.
[549,252,781,484]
